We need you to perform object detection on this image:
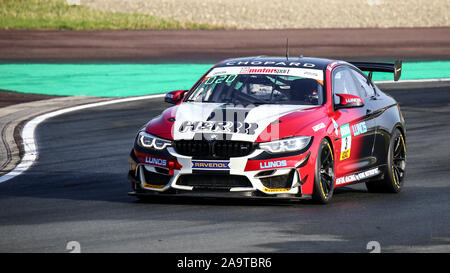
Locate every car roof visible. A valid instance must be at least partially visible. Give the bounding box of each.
[216,56,336,70]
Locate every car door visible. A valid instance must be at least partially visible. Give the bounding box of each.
[349,68,382,163]
[331,66,376,180]
[352,70,396,168]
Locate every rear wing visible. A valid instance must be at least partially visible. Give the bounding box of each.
[350,60,402,81]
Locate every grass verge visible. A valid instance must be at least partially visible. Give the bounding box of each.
[0,0,222,30]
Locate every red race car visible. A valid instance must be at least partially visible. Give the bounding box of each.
[128,56,406,203]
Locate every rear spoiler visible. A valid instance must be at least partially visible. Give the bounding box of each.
[349,60,402,81]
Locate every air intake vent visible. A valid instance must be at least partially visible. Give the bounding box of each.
[177,174,252,189]
[175,140,255,159]
[142,168,171,186]
[259,170,295,189]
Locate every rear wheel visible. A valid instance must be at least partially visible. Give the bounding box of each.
[312,138,335,204]
[366,128,406,193]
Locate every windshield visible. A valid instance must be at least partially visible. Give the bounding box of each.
[186,66,324,105]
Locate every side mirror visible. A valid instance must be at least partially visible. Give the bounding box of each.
[165,90,188,104]
[335,93,364,109]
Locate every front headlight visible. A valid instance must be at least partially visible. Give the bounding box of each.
[259,136,311,154]
[137,131,172,150]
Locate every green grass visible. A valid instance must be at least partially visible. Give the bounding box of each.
[0,0,222,30]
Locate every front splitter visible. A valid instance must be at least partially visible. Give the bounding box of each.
[128,190,312,201]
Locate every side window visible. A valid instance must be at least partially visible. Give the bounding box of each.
[351,70,376,97]
[332,67,362,104]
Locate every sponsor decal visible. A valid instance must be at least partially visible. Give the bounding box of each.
[192,160,230,170]
[336,168,380,185]
[205,66,323,81]
[327,61,340,71]
[262,187,291,193]
[179,121,258,135]
[345,98,362,104]
[203,74,237,85]
[303,71,320,78]
[145,156,167,167]
[312,122,325,132]
[352,121,367,136]
[259,160,287,169]
[331,118,339,136]
[340,123,351,137]
[240,67,290,75]
[340,123,351,160]
[225,61,315,68]
[340,149,350,161]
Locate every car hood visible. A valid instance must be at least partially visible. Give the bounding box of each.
[145,102,319,142]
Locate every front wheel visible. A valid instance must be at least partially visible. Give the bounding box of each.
[312,138,335,204]
[366,128,406,193]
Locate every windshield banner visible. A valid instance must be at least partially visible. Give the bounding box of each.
[206,66,324,81]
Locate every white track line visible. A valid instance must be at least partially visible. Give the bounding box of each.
[0,94,165,184]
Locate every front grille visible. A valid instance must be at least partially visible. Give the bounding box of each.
[260,171,294,189]
[177,174,252,189]
[142,168,171,186]
[175,140,255,159]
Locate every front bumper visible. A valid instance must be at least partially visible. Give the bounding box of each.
[128,190,312,201]
[128,145,313,199]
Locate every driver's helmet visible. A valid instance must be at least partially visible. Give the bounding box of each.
[290,78,320,104]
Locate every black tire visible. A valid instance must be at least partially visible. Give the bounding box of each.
[312,138,335,204]
[366,128,406,193]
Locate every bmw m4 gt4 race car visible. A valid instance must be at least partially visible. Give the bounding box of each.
[128,56,406,203]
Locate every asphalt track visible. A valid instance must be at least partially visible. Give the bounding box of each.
[1,28,449,62]
[0,85,449,253]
